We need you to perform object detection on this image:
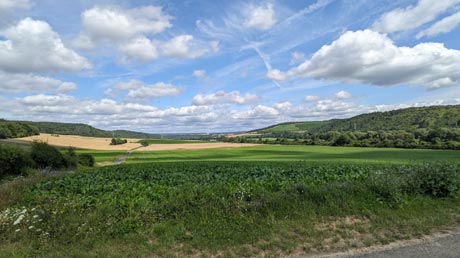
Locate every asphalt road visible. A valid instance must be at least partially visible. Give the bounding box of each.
[294,231,460,258]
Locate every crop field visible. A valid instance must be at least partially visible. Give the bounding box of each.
[1,160,460,257]
[2,144,460,257]
[128,145,460,164]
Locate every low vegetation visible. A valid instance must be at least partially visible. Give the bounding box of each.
[0,142,94,179]
[110,138,128,145]
[1,161,459,257]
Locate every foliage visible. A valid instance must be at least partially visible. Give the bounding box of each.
[0,145,32,178]
[110,138,128,145]
[0,120,39,139]
[139,140,149,147]
[30,141,68,169]
[77,154,95,167]
[245,105,460,150]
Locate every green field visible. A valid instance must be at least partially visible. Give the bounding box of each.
[128,145,460,164]
[2,144,460,257]
[137,139,208,144]
[75,150,126,164]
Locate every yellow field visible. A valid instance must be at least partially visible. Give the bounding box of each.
[10,133,259,151]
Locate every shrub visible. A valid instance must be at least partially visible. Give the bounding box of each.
[30,141,66,169]
[0,144,32,178]
[63,147,78,168]
[415,163,460,198]
[110,138,128,145]
[78,153,95,167]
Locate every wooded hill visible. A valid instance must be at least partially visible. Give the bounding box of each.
[254,105,460,133]
[228,105,460,149]
[0,120,159,139]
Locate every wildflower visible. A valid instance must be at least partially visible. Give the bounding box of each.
[28,226,34,230]
[13,214,25,225]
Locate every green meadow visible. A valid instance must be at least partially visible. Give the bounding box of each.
[127,145,460,164]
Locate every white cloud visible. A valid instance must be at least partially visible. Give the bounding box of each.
[192,90,257,106]
[193,69,206,79]
[334,90,351,99]
[372,0,460,33]
[162,35,212,59]
[0,72,77,93]
[290,51,305,65]
[273,101,293,111]
[266,69,288,81]
[305,95,320,102]
[0,0,30,12]
[119,36,159,62]
[80,6,172,43]
[0,18,91,73]
[244,3,276,30]
[289,30,460,89]
[114,79,181,100]
[232,105,279,120]
[416,12,460,38]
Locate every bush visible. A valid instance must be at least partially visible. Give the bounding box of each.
[0,144,32,178]
[415,163,460,198]
[78,153,95,167]
[63,147,78,168]
[110,138,128,145]
[30,141,66,169]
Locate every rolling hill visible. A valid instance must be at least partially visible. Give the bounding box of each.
[0,120,159,139]
[252,105,460,134]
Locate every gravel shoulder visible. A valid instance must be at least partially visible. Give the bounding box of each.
[293,229,460,258]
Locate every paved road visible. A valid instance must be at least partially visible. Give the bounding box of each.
[295,232,460,258]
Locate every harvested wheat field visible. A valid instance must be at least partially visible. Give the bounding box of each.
[12,133,259,151]
[13,134,140,150]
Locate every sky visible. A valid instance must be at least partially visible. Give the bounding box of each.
[0,0,459,133]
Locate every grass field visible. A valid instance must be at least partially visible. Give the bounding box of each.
[128,145,460,164]
[137,139,209,144]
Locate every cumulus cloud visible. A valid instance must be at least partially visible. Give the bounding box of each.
[162,35,217,59]
[80,5,172,43]
[119,36,159,62]
[113,79,181,100]
[192,90,257,106]
[0,18,91,73]
[416,12,460,38]
[372,0,460,33]
[0,72,77,93]
[74,5,217,62]
[334,90,352,99]
[288,30,460,89]
[304,95,320,102]
[244,3,276,30]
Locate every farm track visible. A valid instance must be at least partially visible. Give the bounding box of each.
[113,146,143,165]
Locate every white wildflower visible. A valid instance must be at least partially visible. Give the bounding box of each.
[13,214,25,225]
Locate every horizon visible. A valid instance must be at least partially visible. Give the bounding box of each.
[0,0,459,133]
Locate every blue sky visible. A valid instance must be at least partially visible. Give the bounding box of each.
[0,0,459,133]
